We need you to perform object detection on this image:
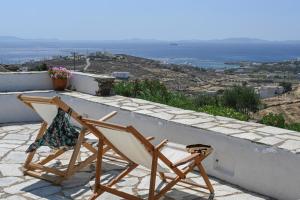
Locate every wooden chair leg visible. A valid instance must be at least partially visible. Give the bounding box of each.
[197,162,214,194]
[91,163,138,200]
[94,138,104,193]
[155,162,196,199]
[24,122,47,169]
[155,175,182,199]
[149,151,158,200]
[66,129,86,177]
[38,148,66,165]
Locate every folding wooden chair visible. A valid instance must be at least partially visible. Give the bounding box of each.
[84,119,215,200]
[18,95,117,184]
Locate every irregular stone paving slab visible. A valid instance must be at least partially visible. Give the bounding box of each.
[3,134,30,141]
[0,140,25,145]
[117,177,139,187]
[171,117,214,125]
[1,195,27,200]
[0,144,19,149]
[257,137,283,146]
[62,185,92,199]
[254,126,295,135]
[233,132,263,141]
[0,177,23,187]
[23,185,61,199]
[174,114,198,119]
[279,140,300,151]
[135,109,154,115]
[222,123,246,129]
[209,127,244,135]
[148,112,174,120]
[0,148,10,157]
[4,179,52,194]
[193,122,220,129]
[0,164,23,176]
[166,110,195,115]
[276,134,300,141]
[61,172,92,188]
[0,124,272,200]
[1,152,26,164]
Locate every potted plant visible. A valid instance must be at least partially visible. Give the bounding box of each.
[48,67,71,91]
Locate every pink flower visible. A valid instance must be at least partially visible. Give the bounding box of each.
[48,66,71,79]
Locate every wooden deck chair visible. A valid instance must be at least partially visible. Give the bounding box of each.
[17,95,118,184]
[84,119,215,200]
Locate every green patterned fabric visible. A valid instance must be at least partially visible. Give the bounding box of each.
[26,108,80,153]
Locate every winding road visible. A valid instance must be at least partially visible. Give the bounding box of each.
[83,57,90,71]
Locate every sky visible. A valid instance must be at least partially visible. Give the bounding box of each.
[0,0,300,41]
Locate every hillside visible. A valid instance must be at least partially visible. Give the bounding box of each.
[86,54,218,95]
[257,86,300,123]
[0,65,10,72]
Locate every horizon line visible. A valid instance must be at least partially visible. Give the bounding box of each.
[1,35,300,43]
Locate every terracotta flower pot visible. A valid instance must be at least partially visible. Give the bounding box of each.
[52,78,68,91]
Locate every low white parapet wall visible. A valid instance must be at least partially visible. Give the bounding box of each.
[0,72,52,92]
[0,71,114,96]
[69,72,114,96]
[0,90,56,124]
[60,92,300,200]
[0,90,299,199]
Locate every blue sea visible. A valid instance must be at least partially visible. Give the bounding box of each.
[1,41,300,68]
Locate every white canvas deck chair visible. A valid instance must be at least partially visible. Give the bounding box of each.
[18,95,118,184]
[84,119,215,200]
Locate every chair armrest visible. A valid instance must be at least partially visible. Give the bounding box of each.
[156,139,168,150]
[100,111,118,121]
[172,153,200,167]
[146,136,155,141]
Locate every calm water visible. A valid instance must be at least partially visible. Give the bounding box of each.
[1,42,300,68]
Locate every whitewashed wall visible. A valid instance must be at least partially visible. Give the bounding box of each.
[0,72,52,92]
[0,91,56,123]
[69,72,113,95]
[0,71,113,96]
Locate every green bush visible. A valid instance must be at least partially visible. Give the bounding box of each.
[285,123,300,132]
[260,113,300,132]
[260,113,286,128]
[279,82,292,93]
[198,105,249,121]
[193,94,219,107]
[36,63,48,71]
[113,81,136,97]
[113,80,249,121]
[221,85,260,114]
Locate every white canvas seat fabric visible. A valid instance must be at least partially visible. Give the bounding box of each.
[31,103,83,129]
[159,142,191,171]
[98,127,191,173]
[31,103,58,125]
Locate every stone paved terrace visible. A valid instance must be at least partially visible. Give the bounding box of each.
[0,123,272,200]
[63,91,300,154]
